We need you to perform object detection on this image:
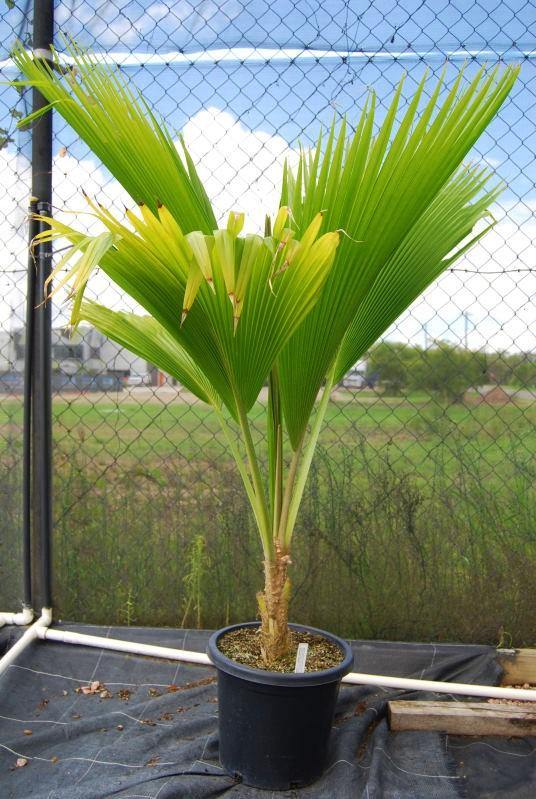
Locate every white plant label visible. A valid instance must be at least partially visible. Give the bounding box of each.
[294,643,309,673]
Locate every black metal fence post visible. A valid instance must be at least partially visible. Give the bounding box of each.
[29,0,54,610]
[22,203,37,609]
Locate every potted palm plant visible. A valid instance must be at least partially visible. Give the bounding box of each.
[14,42,517,789]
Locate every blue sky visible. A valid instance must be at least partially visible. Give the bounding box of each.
[1,0,534,197]
[17,0,536,56]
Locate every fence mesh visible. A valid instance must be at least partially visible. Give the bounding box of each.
[0,2,32,608]
[0,1,535,644]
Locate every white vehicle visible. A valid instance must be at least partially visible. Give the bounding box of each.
[342,371,367,389]
[342,359,368,389]
[126,373,148,387]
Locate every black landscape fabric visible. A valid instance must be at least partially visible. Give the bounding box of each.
[0,624,535,798]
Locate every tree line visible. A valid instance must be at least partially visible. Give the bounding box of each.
[366,341,536,401]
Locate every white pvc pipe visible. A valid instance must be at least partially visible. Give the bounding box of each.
[342,671,536,701]
[0,607,34,628]
[0,608,52,678]
[37,627,536,702]
[38,627,211,666]
[1,45,534,72]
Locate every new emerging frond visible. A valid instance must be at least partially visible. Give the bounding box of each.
[36,199,340,421]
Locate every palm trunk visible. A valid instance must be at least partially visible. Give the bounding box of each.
[257,544,291,666]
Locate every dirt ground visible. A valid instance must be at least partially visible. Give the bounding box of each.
[42,385,381,405]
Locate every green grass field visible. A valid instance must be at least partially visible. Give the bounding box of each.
[1,390,534,480]
[1,389,535,645]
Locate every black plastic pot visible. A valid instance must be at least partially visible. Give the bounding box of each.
[207,621,354,790]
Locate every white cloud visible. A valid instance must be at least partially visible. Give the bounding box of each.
[182,107,299,231]
[53,0,243,52]
[389,211,536,353]
[1,149,32,329]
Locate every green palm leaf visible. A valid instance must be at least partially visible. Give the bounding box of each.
[278,65,519,448]
[334,167,501,381]
[11,39,216,234]
[79,302,221,407]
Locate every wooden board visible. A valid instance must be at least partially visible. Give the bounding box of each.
[389,700,536,737]
[497,649,536,686]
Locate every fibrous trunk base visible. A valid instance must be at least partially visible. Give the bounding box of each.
[257,546,291,667]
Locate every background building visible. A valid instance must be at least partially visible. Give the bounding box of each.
[0,324,157,391]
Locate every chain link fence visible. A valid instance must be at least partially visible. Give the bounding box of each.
[1,1,535,644]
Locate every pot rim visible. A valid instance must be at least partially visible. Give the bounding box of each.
[207,621,354,686]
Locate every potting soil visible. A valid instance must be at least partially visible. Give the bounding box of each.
[0,623,534,798]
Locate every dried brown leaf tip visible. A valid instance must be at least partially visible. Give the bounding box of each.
[15,757,28,769]
[166,677,216,693]
[76,680,111,698]
[77,680,102,695]
[23,729,32,736]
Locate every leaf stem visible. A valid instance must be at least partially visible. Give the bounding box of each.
[235,399,274,561]
[277,435,304,550]
[281,364,335,549]
[214,406,257,508]
[268,369,283,541]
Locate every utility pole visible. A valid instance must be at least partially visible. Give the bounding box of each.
[8,307,15,370]
[463,311,471,350]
